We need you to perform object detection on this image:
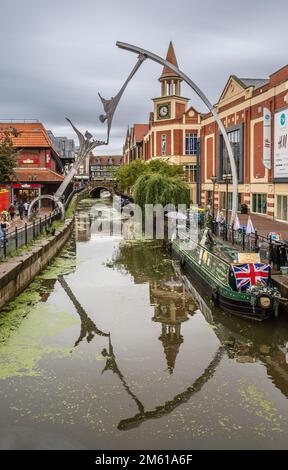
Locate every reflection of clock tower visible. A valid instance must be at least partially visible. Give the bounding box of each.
[153,41,189,124]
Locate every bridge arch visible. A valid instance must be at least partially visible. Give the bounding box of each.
[88,181,116,199]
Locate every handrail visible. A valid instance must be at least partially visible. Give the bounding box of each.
[176,231,231,267]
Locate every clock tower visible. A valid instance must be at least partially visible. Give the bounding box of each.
[153,41,189,122]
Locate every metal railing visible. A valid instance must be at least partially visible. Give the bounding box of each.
[0,211,62,260]
[212,222,288,269]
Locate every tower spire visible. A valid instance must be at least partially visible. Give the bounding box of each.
[159,41,179,80]
[159,42,182,96]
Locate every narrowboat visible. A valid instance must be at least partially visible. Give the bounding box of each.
[170,234,281,321]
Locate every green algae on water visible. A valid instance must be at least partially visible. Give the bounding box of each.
[0,303,79,379]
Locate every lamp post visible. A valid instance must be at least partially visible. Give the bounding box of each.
[210,175,217,217]
[222,173,232,240]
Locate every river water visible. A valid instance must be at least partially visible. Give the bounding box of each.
[0,199,288,450]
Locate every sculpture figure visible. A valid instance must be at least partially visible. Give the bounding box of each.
[28,54,146,220]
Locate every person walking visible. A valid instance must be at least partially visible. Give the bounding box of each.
[24,201,29,217]
[8,204,16,222]
[1,208,9,222]
[18,202,25,221]
[1,219,10,235]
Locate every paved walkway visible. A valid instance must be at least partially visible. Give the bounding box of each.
[234,213,288,239]
[3,208,53,232]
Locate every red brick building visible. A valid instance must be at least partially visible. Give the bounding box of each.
[123,124,149,164]
[123,42,201,202]
[201,65,288,221]
[123,43,288,220]
[0,121,64,203]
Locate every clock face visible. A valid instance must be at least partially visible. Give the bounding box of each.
[157,103,170,119]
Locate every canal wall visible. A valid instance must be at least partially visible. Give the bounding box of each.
[0,218,74,310]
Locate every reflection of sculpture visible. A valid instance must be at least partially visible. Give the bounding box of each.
[99,323,224,431]
[116,347,224,431]
[58,275,109,347]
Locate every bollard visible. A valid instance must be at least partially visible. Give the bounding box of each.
[25,223,28,245]
[15,226,18,250]
[3,231,7,258]
[254,230,258,251]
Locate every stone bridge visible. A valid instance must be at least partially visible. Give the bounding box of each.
[75,179,133,203]
[76,179,119,201]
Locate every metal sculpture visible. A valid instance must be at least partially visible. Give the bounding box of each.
[27,54,146,220]
[116,41,238,225]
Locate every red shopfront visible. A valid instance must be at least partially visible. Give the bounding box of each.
[12,183,41,203]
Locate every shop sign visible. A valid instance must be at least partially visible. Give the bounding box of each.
[12,184,41,189]
[274,108,288,178]
[19,157,39,164]
[263,107,271,169]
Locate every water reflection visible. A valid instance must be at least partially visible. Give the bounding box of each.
[176,264,288,400]
[1,199,288,449]
[58,276,110,347]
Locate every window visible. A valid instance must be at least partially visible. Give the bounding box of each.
[161,134,166,156]
[252,193,267,214]
[220,192,242,211]
[277,195,288,221]
[185,164,197,183]
[219,126,243,181]
[185,133,198,155]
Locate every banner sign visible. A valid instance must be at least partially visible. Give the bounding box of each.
[45,149,51,169]
[263,107,271,169]
[12,184,41,189]
[274,108,288,178]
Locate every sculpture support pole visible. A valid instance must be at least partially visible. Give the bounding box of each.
[116,42,238,225]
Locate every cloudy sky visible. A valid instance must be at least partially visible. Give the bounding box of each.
[0,0,287,155]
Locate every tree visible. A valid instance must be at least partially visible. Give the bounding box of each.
[146,159,184,178]
[0,127,19,184]
[114,158,184,193]
[133,173,190,209]
[114,159,146,192]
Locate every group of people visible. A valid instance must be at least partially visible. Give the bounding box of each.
[1,201,30,232]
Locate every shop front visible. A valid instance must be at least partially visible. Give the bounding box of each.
[12,184,41,203]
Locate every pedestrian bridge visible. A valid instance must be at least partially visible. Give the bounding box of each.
[78,179,117,200]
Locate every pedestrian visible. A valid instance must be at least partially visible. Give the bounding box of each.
[18,202,25,221]
[0,224,4,247]
[1,208,9,222]
[8,204,16,222]
[1,219,10,236]
[24,201,29,217]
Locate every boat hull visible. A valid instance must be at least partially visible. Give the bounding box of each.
[171,244,274,321]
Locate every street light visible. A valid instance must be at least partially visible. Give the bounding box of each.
[210,175,217,217]
[222,173,232,240]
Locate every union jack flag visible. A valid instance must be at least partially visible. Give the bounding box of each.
[232,263,270,291]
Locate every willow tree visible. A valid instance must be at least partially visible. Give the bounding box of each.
[133,173,190,209]
[115,158,184,193]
